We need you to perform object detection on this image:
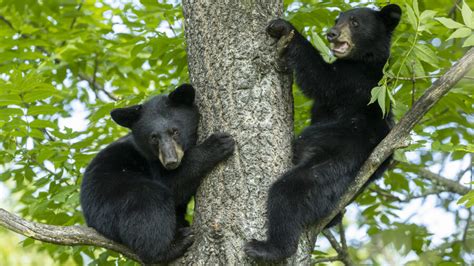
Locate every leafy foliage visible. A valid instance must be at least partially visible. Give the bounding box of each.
[0,0,472,265]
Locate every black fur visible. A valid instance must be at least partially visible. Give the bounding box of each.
[245,5,401,262]
[80,84,235,264]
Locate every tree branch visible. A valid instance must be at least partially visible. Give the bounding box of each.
[312,255,341,264]
[78,72,118,101]
[0,208,142,263]
[392,160,470,195]
[322,228,353,266]
[405,163,471,195]
[0,15,14,30]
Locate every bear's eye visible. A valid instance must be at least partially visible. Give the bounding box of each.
[350,17,359,27]
[170,128,179,137]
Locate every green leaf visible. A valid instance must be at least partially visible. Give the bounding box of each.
[405,4,418,30]
[369,86,382,105]
[419,10,437,23]
[463,33,474,47]
[458,190,474,207]
[435,17,465,29]
[412,0,420,16]
[447,27,472,40]
[377,87,386,116]
[0,94,22,106]
[414,45,439,66]
[30,119,56,129]
[28,105,62,116]
[22,85,57,103]
[461,1,474,28]
[0,107,23,121]
[311,31,333,62]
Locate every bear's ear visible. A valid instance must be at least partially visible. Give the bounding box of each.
[169,83,195,106]
[379,4,402,32]
[110,105,142,128]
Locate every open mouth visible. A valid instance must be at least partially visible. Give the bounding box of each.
[330,41,351,56]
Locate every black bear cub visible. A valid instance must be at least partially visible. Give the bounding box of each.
[245,5,401,261]
[80,84,234,263]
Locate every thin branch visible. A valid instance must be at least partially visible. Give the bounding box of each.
[313,256,341,264]
[70,0,84,30]
[462,155,473,246]
[397,161,471,195]
[338,220,348,252]
[462,207,472,245]
[78,72,118,101]
[322,230,341,251]
[401,190,446,202]
[92,54,99,91]
[448,0,462,18]
[418,168,470,194]
[390,75,440,81]
[410,60,416,106]
[41,129,56,142]
[369,187,402,201]
[371,186,462,203]
[0,208,142,263]
[59,0,84,47]
[0,15,14,30]
[322,230,353,266]
[456,166,471,182]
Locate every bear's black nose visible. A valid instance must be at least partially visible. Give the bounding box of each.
[164,160,179,170]
[326,28,340,41]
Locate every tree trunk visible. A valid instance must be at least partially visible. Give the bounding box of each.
[179,0,314,264]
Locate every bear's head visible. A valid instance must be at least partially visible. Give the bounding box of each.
[110,84,199,170]
[326,4,401,62]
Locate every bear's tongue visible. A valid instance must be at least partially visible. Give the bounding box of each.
[332,42,349,54]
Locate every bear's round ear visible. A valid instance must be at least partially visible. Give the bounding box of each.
[110,105,142,128]
[379,4,402,32]
[169,83,195,106]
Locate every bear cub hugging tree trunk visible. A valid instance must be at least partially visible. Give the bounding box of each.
[245,4,402,262]
[80,84,235,263]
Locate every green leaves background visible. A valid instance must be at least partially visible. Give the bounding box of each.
[0,0,472,265]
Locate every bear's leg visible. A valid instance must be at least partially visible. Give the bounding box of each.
[246,156,358,261]
[118,182,193,264]
[245,165,317,262]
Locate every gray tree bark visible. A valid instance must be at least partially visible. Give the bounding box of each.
[179,0,314,264]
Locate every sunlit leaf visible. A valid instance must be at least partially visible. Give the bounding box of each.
[435,17,465,29]
[447,27,472,40]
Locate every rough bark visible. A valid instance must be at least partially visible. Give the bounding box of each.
[178,0,314,264]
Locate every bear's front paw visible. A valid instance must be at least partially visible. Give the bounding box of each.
[203,132,235,159]
[245,239,290,262]
[176,228,194,250]
[266,19,294,39]
[176,227,194,240]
